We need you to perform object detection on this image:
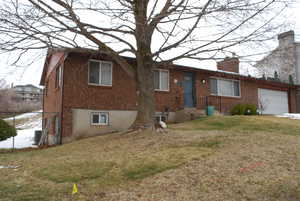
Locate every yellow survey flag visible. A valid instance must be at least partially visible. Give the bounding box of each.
[72,184,78,195]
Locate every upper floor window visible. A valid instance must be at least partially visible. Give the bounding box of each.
[55,66,62,88]
[89,60,112,86]
[210,78,240,97]
[154,69,169,91]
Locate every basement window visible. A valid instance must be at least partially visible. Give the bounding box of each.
[155,115,167,123]
[91,112,109,125]
[89,60,112,86]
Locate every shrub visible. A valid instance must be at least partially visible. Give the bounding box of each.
[230,104,257,115]
[0,119,17,141]
[230,104,246,115]
[244,104,258,115]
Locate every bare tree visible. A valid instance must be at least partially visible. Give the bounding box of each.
[0,0,292,129]
[0,80,15,113]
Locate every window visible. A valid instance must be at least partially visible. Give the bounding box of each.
[91,112,109,125]
[154,69,169,91]
[155,115,167,123]
[89,60,112,86]
[210,78,240,97]
[55,66,62,88]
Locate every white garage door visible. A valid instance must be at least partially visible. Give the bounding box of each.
[258,88,289,115]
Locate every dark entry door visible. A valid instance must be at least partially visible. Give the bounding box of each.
[183,72,195,107]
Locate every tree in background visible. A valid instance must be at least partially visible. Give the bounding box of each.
[0,79,15,113]
[0,79,41,114]
[0,0,292,130]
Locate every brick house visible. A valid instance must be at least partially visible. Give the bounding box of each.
[40,48,299,144]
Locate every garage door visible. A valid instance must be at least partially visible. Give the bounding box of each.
[258,88,289,115]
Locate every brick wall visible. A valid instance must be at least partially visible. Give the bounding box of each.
[194,71,258,113]
[217,57,239,73]
[42,60,62,141]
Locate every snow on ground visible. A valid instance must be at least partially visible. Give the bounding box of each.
[4,110,42,121]
[276,113,300,120]
[0,112,42,149]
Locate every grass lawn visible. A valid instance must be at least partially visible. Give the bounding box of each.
[1,115,300,201]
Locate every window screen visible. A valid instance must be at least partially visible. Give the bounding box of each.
[210,78,240,97]
[210,78,218,94]
[91,112,109,125]
[101,62,112,85]
[89,61,100,84]
[154,70,169,91]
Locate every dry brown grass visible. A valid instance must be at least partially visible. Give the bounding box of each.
[1,115,300,201]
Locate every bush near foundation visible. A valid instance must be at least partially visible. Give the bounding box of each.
[230,104,257,115]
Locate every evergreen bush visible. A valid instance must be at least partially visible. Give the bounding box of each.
[0,119,17,141]
[230,104,257,115]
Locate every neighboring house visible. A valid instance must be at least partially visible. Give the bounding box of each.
[256,30,300,111]
[40,48,299,145]
[13,84,43,102]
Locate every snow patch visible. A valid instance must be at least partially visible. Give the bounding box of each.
[4,110,42,121]
[0,112,42,149]
[276,113,300,120]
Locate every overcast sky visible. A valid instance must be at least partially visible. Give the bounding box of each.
[0,1,300,88]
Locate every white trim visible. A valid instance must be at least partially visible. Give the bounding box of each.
[90,112,109,126]
[88,59,113,86]
[155,114,167,122]
[154,69,170,92]
[210,77,241,98]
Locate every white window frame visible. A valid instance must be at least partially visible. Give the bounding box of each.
[90,112,109,126]
[155,114,167,123]
[154,69,170,92]
[210,77,241,98]
[88,59,113,86]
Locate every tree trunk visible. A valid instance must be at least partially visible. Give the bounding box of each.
[131,54,155,130]
[130,0,155,130]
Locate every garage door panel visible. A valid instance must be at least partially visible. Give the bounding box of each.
[258,88,288,115]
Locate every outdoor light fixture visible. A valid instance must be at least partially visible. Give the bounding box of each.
[201,79,206,84]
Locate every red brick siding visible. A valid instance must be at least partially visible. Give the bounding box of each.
[43,62,62,137]
[155,70,184,111]
[194,72,258,113]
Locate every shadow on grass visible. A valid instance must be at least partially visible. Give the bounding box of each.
[171,116,300,136]
[36,161,116,184]
[123,162,180,180]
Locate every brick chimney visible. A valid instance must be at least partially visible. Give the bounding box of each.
[217,57,239,73]
[278,30,295,47]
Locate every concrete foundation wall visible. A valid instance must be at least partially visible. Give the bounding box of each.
[66,109,176,143]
